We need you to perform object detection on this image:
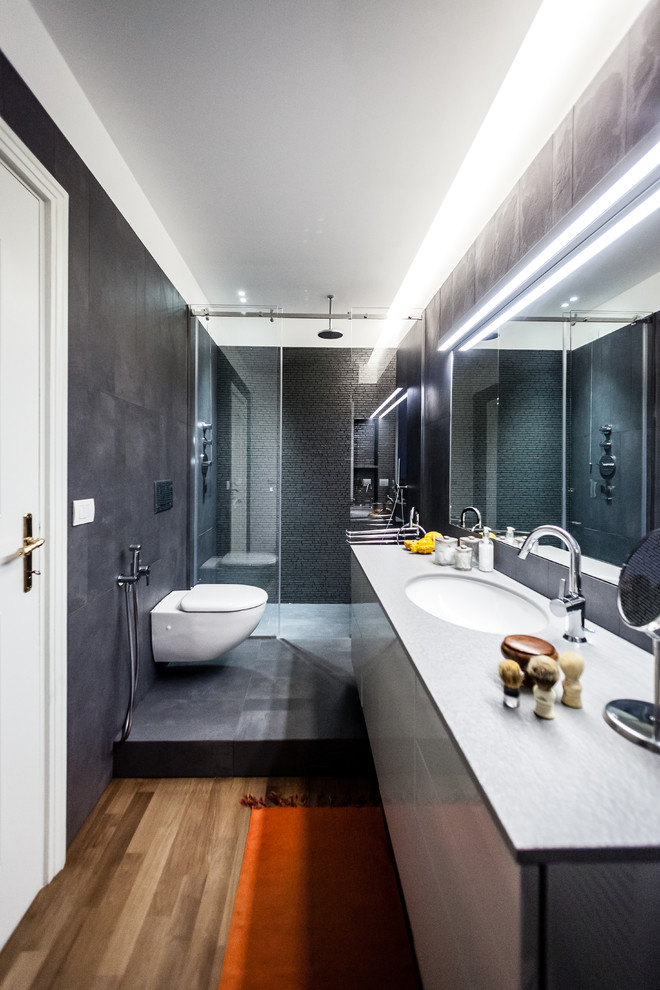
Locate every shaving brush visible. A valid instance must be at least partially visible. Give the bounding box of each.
[558,650,584,708]
[527,656,560,720]
[498,659,524,709]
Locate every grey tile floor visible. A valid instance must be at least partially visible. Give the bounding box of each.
[255,603,350,638]
[114,605,372,778]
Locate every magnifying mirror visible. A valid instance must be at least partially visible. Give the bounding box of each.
[604,529,660,753]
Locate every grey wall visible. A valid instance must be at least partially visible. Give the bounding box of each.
[420,0,660,644]
[0,52,189,842]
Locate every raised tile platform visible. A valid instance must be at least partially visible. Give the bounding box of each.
[113,622,372,777]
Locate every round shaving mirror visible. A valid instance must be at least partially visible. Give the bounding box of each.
[604,529,660,752]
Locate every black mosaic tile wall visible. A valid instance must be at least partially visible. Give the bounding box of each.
[568,323,646,566]
[497,349,563,532]
[450,349,562,533]
[0,52,189,842]
[450,350,499,523]
[281,348,395,603]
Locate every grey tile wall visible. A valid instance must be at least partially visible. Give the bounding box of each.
[1,52,189,842]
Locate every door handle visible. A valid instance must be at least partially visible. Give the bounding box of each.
[17,514,44,592]
[16,536,45,558]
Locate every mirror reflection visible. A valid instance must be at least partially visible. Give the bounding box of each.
[450,192,660,576]
[351,367,409,531]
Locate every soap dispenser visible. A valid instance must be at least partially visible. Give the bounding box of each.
[478,526,494,572]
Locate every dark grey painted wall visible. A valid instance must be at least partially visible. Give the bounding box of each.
[419,0,660,648]
[0,52,189,841]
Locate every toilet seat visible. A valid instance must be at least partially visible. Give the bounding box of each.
[180,584,268,613]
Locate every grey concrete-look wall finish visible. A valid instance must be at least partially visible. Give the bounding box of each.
[0,52,189,842]
[422,0,660,644]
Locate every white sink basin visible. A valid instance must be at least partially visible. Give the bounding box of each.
[405,573,548,634]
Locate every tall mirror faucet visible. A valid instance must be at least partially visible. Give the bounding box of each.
[460,506,482,531]
[518,525,587,643]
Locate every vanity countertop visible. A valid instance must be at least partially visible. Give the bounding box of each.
[352,545,660,864]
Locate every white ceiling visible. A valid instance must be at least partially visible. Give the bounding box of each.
[28,0,543,322]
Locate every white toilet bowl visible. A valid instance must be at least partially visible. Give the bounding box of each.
[151,584,268,663]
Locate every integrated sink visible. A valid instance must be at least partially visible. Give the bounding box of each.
[405,572,548,634]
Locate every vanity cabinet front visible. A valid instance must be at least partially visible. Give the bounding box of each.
[351,555,660,990]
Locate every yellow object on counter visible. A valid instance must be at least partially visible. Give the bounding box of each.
[404,531,442,553]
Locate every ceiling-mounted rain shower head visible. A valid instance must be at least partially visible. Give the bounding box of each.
[318,294,343,339]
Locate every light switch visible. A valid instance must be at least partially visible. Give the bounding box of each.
[72,498,95,526]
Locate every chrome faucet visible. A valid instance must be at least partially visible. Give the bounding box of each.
[460,506,482,531]
[518,525,587,643]
[117,544,151,587]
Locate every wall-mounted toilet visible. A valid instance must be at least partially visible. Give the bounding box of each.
[151,584,268,663]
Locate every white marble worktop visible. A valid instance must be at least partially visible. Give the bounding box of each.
[352,545,660,864]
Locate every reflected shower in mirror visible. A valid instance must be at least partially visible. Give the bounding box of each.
[450,313,649,570]
[448,135,660,578]
[350,351,410,533]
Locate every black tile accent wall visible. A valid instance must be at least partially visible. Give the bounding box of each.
[281,348,395,603]
[419,0,660,647]
[1,51,189,842]
[497,349,563,532]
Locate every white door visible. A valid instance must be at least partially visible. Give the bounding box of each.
[0,158,47,948]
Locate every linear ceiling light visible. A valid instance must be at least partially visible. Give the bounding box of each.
[439,136,660,353]
[369,388,402,420]
[379,390,408,419]
[459,185,660,351]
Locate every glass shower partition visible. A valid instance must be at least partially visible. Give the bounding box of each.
[190,309,282,636]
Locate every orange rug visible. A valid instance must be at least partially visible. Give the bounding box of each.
[219,806,419,990]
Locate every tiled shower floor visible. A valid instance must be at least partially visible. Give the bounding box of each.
[113,605,373,778]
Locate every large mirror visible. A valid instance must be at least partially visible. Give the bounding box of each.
[450,140,660,580]
[350,349,411,533]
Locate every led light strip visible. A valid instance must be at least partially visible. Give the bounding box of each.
[378,390,408,419]
[439,136,660,352]
[369,388,402,419]
[459,185,660,351]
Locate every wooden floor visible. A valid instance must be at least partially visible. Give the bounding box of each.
[0,777,376,990]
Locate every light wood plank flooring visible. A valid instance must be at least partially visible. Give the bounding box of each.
[0,777,376,990]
